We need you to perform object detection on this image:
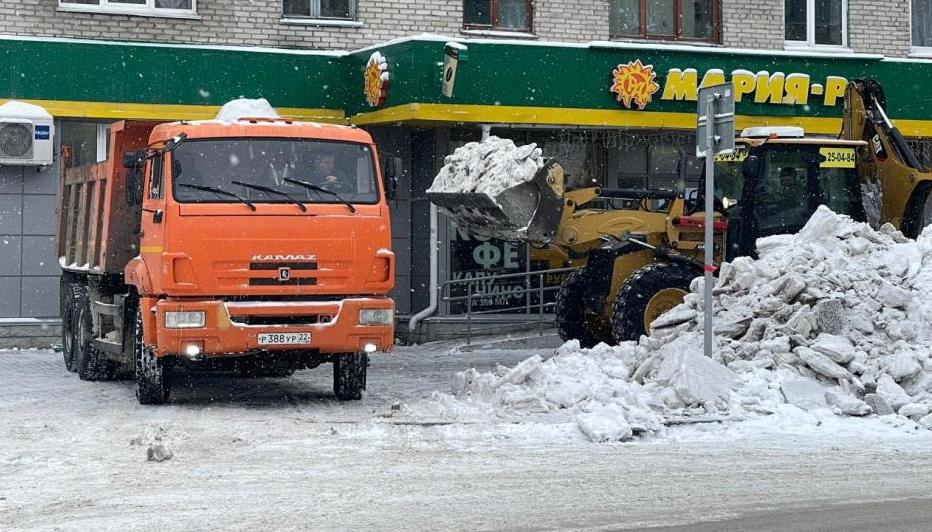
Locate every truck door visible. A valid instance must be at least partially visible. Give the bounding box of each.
[140,152,167,271]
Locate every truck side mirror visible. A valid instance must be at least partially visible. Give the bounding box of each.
[742,155,760,180]
[382,155,402,200]
[124,150,145,206]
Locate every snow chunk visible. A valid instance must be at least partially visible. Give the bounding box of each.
[576,404,633,442]
[655,348,738,406]
[215,98,280,121]
[427,136,544,198]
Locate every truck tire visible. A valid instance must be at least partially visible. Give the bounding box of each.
[555,269,601,348]
[611,262,696,344]
[133,306,171,405]
[333,353,367,400]
[60,280,84,372]
[73,289,112,381]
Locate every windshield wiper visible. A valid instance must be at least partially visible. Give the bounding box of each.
[283,178,356,213]
[177,183,256,211]
[231,180,307,212]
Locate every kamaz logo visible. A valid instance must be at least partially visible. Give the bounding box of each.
[251,255,316,261]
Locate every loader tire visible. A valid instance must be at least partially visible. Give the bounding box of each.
[555,269,602,348]
[333,353,367,401]
[611,262,696,344]
[60,279,84,372]
[133,306,171,405]
[74,289,112,381]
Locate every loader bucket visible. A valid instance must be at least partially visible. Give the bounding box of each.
[428,159,566,242]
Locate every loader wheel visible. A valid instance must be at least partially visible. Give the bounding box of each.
[333,353,367,401]
[73,290,112,381]
[60,280,84,372]
[555,269,602,348]
[611,262,696,343]
[133,306,171,405]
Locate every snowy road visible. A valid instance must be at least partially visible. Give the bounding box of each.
[2,340,932,530]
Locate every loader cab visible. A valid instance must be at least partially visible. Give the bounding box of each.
[700,129,867,260]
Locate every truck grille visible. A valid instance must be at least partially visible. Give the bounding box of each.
[248,260,318,286]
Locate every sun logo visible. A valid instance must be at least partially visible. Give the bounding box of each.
[610,59,660,110]
[364,51,390,107]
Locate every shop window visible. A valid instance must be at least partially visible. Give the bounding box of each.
[58,0,196,17]
[785,0,846,48]
[609,0,719,42]
[913,0,932,52]
[283,0,355,19]
[463,0,533,32]
[60,122,110,169]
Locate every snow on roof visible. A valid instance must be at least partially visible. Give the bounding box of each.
[215,98,280,121]
[0,100,52,119]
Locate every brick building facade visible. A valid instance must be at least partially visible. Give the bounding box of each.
[0,1,921,55]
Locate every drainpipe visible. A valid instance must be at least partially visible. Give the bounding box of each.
[409,202,439,333]
[408,124,492,334]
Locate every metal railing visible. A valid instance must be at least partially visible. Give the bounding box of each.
[440,266,579,344]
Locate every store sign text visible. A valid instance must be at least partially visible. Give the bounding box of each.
[661,68,848,107]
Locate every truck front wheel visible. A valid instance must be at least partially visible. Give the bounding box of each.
[133,306,171,405]
[333,353,367,400]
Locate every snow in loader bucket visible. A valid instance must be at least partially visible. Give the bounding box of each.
[426,136,564,242]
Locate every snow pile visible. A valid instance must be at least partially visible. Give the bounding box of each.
[427,136,544,198]
[0,100,52,119]
[432,207,932,442]
[215,98,280,121]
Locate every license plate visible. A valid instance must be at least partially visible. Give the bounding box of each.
[257,332,311,345]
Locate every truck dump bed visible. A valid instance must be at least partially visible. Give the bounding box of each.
[57,121,158,274]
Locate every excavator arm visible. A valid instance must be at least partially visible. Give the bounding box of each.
[842,79,932,236]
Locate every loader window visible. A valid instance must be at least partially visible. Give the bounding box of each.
[170,138,379,206]
[755,150,813,235]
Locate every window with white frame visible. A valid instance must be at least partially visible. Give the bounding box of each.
[913,0,932,51]
[785,0,847,48]
[59,0,195,16]
[283,0,356,20]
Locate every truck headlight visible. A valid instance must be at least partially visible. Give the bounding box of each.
[359,309,392,325]
[165,311,205,329]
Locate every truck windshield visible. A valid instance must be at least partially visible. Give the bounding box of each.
[170,138,379,206]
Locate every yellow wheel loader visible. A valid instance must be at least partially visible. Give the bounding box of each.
[429,127,868,347]
[842,79,932,237]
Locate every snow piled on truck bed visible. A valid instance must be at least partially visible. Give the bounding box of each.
[427,136,544,198]
[414,207,932,442]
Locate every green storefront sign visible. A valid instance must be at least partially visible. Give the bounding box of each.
[4,35,932,135]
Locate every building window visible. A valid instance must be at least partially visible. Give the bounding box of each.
[609,0,719,42]
[463,0,533,32]
[58,0,196,16]
[283,0,356,19]
[913,0,932,51]
[785,0,847,48]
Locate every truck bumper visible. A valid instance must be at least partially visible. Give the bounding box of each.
[152,297,394,358]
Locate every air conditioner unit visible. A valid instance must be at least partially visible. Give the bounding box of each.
[0,101,54,166]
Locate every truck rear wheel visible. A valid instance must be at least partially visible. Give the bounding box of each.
[333,353,367,400]
[555,269,602,348]
[73,289,112,381]
[611,262,696,344]
[60,280,83,372]
[133,306,171,405]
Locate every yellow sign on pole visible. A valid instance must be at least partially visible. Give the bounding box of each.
[714,150,748,163]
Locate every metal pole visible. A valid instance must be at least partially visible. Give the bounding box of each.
[703,95,715,359]
[466,283,473,345]
[538,273,544,337]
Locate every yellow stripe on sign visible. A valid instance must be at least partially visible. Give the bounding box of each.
[0,99,347,123]
[819,147,857,168]
[351,103,932,137]
[140,246,163,253]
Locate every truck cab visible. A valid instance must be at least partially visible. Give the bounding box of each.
[59,119,395,404]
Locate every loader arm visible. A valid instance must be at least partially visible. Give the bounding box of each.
[842,79,932,236]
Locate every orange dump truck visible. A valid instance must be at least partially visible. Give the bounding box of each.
[58,119,396,404]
